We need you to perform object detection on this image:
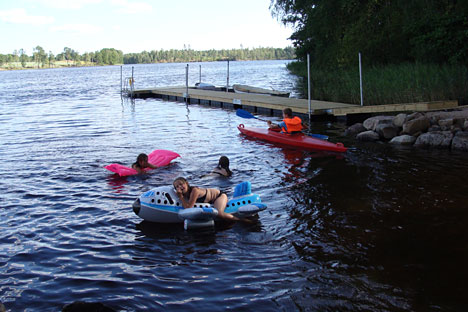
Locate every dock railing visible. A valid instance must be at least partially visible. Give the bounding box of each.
[121,66,135,97]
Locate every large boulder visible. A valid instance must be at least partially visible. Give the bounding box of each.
[345,123,366,137]
[375,123,398,140]
[406,112,424,122]
[438,118,453,131]
[402,116,430,135]
[392,113,407,128]
[357,130,380,142]
[363,116,393,131]
[414,131,453,148]
[389,135,417,145]
[451,131,468,151]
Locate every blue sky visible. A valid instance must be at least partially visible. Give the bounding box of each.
[0,0,293,55]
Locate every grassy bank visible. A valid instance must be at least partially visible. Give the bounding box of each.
[288,62,468,105]
[0,60,96,70]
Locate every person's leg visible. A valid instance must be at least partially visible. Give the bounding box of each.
[213,194,239,221]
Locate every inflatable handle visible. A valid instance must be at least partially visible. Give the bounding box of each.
[239,124,244,128]
[184,219,215,230]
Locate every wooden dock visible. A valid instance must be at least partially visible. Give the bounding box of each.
[128,86,459,119]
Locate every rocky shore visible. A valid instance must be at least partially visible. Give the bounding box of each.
[345,107,468,151]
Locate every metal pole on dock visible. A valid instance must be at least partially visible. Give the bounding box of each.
[359,52,363,106]
[199,65,201,84]
[307,53,312,129]
[226,60,230,92]
[185,64,189,104]
[131,66,134,97]
[120,66,122,94]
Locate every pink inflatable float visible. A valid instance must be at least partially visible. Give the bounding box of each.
[105,149,180,177]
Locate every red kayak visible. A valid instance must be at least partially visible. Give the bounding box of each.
[238,124,347,153]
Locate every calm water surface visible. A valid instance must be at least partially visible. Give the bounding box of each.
[0,61,467,311]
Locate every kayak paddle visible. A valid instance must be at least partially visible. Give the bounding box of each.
[236,109,269,122]
[307,133,329,140]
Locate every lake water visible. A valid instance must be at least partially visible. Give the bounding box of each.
[0,60,467,311]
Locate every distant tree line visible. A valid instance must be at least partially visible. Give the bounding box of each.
[0,47,124,68]
[123,47,295,64]
[0,46,295,69]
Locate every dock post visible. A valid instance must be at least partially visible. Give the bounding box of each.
[199,65,201,84]
[359,52,363,106]
[120,66,123,95]
[307,53,312,129]
[185,64,189,104]
[226,60,230,92]
[131,66,134,97]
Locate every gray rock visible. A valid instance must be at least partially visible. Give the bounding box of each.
[363,116,393,131]
[438,118,453,131]
[357,130,380,142]
[389,135,417,145]
[414,131,453,148]
[452,131,468,151]
[402,117,430,135]
[376,123,398,140]
[454,117,466,128]
[428,125,441,132]
[393,113,407,128]
[345,123,366,137]
[464,120,468,130]
[425,109,468,120]
[406,112,424,121]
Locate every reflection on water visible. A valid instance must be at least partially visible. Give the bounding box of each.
[0,61,467,311]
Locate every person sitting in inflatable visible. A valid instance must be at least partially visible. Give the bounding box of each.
[132,153,157,174]
[212,156,232,177]
[267,107,303,134]
[173,177,247,222]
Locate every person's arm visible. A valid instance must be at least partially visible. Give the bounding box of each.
[267,120,280,129]
[268,121,286,131]
[146,163,157,169]
[177,187,203,208]
[132,164,145,174]
[141,159,157,169]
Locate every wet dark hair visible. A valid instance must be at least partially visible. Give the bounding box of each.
[217,156,232,176]
[283,108,293,118]
[133,153,148,169]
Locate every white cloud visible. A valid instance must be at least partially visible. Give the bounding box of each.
[110,0,153,14]
[34,0,103,10]
[0,8,54,25]
[51,23,103,35]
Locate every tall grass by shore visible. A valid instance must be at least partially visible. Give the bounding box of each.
[288,61,468,105]
[0,60,95,70]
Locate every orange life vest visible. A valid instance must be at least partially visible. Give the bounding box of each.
[281,116,303,133]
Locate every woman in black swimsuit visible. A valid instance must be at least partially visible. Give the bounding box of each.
[173,177,240,221]
[212,156,232,177]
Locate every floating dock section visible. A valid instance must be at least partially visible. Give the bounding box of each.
[127,86,459,120]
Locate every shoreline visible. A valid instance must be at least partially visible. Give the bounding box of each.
[345,106,468,151]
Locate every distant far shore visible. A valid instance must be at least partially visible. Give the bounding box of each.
[1,46,295,71]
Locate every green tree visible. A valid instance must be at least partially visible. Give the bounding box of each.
[33,45,47,68]
[19,49,28,67]
[270,0,468,67]
[48,51,55,67]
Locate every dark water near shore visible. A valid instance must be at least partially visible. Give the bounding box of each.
[1,60,467,311]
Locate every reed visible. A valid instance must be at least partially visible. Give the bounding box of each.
[288,62,468,105]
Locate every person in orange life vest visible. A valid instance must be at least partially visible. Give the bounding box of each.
[267,108,303,133]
